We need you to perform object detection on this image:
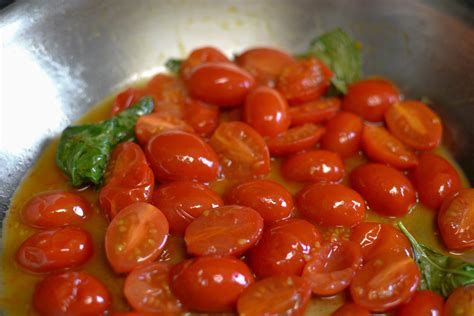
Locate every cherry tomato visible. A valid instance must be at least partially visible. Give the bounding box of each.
[249,218,322,278]
[124,262,184,314]
[445,285,474,316]
[385,100,442,151]
[266,123,325,156]
[183,99,219,137]
[237,276,311,316]
[187,62,256,107]
[226,179,294,224]
[16,227,92,273]
[289,97,341,126]
[397,290,444,316]
[209,121,270,179]
[281,150,344,183]
[277,58,332,105]
[99,142,154,219]
[146,73,187,107]
[362,124,418,170]
[152,181,223,235]
[438,189,474,250]
[342,78,400,122]
[135,112,194,146]
[20,191,90,228]
[112,313,158,316]
[244,86,291,137]
[296,183,365,227]
[170,256,254,312]
[111,87,146,116]
[350,163,416,217]
[321,111,363,158]
[332,303,371,316]
[412,153,461,210]
[105,202,169,273]
[33,271,110,316]
[145,130,219,183]
[180,46,230,80]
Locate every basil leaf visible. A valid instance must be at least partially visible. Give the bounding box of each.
[165,58,183,74]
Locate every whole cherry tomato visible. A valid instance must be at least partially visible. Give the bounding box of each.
[397,290,444,316]
[111,87,146,116]
[180,46,230,80]
[146,74,187,115]
[183,99,219,137]
[266,123,325,156]
[331,303,371,316]
[135,112,194,146]
[321,111,363,158]
[445,285,474,316]
[289,97,341,126]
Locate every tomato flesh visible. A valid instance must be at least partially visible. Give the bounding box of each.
[266,123,325,156]
[183,99,219,137]
[289,97,341,126]
[332,303,371,316]
[321,111,363,158]
[135,112,194,146]
[146,74,187,114]
[397,290,444,316]
[180,46,230,81]
[282,150,344,183]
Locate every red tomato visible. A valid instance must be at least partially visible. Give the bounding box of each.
[266,123,325,156]
[237,276,311,316]
[445,285,474,316]
[332,303,371,316]
[303,241,363,296]
[350,163,416,217]
[33,271,110,316]
[112,313,158,316]
[385,100,442,151]
[209,121,270,179]
[111,87,146,116]
[20,191,90,228]
[342,78,400,122]
[135,112,194,146]
[236,47,296,86]
[226,179,294,224]
[145,130,219,183]
[124,262,184,314]
[243,86,291,137]
[296,183,365,227]
[146,73,187,107]
[105,202,169,273]
[183,99,219,137]
[99,142,154,219]
[180,46,230,80]
[170,256,254,312]
[281,150,344,183]
[350,252,420,312]
[187,62,256,107]
[152,181,223,235]
[249,218,322,278]
[397,290,444,316]
[321,111,363,158]
[412,153,461,210]
[185,205,264,256]
[16,227,92,273]
[362,124,418,170]
[277,58,332,105]
[438,189,474,250]
[289,97,341,126]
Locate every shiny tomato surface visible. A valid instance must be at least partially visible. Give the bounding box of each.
[397,290,444,316]
[282,150,344,183]
[444,285,474,316]
[321,111,363,158]
[135,112,194,146]
[289,97,341,126]
[180,46,230,80]
[266,123,326,156]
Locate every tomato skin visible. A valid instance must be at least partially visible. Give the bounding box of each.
[266,123,325,156]
[16,227,92,273]
[180,46,230,80]
[146,74,187,109]
[342,79,400,122]
[296,183,365,227]
[111,87,146,116]
[321,111,363,158]
[244,86,291,137]
[397,290,444,316]
[170,256,254,312]
[289,97,341,126]
[20,191,90,228]
[350,163,416,217]
[281,150,344,183]
[332,303,371,316]
[33,271,111,316]
[145,130,219,183]
[183,99,219,137]
[152,181,223,235]
[187,62,256,107]
[445,285,474,316]
[135,112,194,146]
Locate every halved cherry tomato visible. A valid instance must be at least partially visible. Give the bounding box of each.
[445,285,474,316]
[412,153,461,210]
[249,218,322,278]
[296,183,365,227]
[350,252,420,312]
[237,276,311,316]
[266,123,325,156]
[281,150,344,183]
[187,62,256,107]
[33,271,110,316]
[20,191,90,228]
[342,79,400,122]
[146,73,187,107]
[105,202,169,273]
[289,97,341,126]
[244,86,290,137]
[321,111,363,158]
[397,290,444,316]
[112,313,159,316]
[180,46,230,80]
[183,99,219,137]
[124,262,184,314]
[16,227,92,273]
[226,179,294,224]
[332,303,371,316]
[350,163,416,217]
[99,142,154,219]
[152,181,223,235]
[185,205,263,256]
[277,58,332,105]
[135,112,194,146]
[385,100,442,151]
[362,124,418,170]
[438,189,474,250]
[145,130,219,183]
[303,241,363,296]
[170,256,254,312]
[111,87,146,116]
[209,121,270,179]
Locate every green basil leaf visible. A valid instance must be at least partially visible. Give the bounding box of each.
[165,58,183,74]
